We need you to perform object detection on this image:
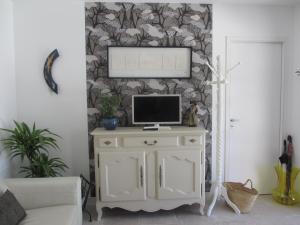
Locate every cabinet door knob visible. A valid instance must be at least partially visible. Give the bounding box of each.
[190,138,196,143]
[144,140,157,146]
[104,140,112,145]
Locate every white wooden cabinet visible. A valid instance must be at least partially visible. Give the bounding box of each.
[91,127,206,221]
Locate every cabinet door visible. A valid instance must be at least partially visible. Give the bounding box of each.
[157,150,201,199]
[99,151,146,202]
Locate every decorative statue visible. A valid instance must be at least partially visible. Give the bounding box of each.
[187,101,200,127]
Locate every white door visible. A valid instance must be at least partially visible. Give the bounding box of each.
[226,39,283,194]
[157,150,201,199]
[99,151,146,201]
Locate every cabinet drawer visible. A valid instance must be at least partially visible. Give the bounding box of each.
[123,136,179,148]
[184,136,203,146]
[98,137,118,148]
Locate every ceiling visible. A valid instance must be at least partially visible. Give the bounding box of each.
[84,0,300,6]
[214,0,300,5]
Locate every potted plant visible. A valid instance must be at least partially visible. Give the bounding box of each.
[100,95,121,130]
[0,121,68,177]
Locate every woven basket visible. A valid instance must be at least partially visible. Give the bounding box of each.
[224,179,259,213]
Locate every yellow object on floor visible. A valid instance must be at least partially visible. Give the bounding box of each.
[272,164,300,205]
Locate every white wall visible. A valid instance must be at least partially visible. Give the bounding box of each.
[212,3,295,183]
[285,4,300,188]
[0,0,17,178]
[293,4,300,174]
[13,0,89,178]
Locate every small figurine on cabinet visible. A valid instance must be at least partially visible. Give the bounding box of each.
[187,101,200,127]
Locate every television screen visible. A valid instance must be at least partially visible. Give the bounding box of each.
[132,95,181,125]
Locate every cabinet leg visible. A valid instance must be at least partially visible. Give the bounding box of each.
[96,206,103,222]
[199,204,205,216]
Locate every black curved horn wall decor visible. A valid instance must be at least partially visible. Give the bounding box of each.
[43,49,59,94]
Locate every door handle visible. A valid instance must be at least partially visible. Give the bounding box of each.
[144,140,157,146]
[140,166,143,187]
[159,165,162,187]
[230,118,240,122]
[99,187,101,200]
[104,140,112,145]
[189,138,197,143]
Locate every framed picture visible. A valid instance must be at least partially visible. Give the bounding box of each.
[107,46,192,79]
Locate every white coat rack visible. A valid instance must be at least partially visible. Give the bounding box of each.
[206,56,241,216]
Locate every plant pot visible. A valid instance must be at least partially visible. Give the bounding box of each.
[102,117,118,130]
[272,164,300,205]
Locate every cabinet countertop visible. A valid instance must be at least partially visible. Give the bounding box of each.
[91,126,207,136]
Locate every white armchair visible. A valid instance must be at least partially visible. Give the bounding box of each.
[2,177,82,225]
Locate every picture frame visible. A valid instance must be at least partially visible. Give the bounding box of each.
[107,46,192,79]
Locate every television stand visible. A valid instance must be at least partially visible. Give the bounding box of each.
[143,124,172,131]
[91,126,206,222]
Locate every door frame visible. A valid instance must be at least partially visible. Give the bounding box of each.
[224,36,286,181]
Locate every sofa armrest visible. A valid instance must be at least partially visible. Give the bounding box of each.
[4,177,82,210]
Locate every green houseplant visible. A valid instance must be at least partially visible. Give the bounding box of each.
[0,121,68,177]
[100,95,121,130]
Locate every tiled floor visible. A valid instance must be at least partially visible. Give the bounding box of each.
[83,195,300,225]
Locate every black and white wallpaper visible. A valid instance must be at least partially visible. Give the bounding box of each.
[85,2,212,192]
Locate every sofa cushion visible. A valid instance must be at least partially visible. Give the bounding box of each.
[4,177,82,210]
[0,190,27,225]
[20,205,78,225]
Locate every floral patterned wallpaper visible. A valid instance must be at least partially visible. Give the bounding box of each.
[85,2,212,192]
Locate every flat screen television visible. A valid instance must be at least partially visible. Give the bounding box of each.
[132,95,181,125]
